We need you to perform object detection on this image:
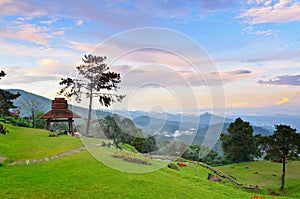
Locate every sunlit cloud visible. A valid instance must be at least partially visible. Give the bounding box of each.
[68,40,96,52]
[0,0,46,17]
[239,0,300,24]
[0,58,76,84]
[0,24,50,45]
[275,97,289,105]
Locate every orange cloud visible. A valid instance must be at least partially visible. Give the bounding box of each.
[275,97,289,105]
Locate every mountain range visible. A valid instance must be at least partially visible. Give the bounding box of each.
[7,88,299,155]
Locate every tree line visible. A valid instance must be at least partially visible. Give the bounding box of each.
[218,117,299,191]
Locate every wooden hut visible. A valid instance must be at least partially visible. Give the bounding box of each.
[40,98,81,135]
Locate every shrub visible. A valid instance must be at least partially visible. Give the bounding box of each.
[168,162,180,171]
[0,124,8,134]
[2,116,32,127]
[49,132,58,137]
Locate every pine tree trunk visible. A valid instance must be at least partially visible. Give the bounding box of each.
[86,88,93,135]
[280,156,286,191]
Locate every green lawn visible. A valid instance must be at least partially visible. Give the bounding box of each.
[0,151,274,199]
[216,161,300,198]
[0,122,83,161]
[0,123,298,198]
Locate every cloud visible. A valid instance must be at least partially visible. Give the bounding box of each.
[76,20,84,26]
[35,58,75,75]
[238,0,300,24]
[217,69,253,83]
[0,0,236,30]
[0,0,46,17]
[199,0,235,11]
[119,65,253,88]
[0,58,76,84]
[40,18,59,25]
[275,97,289,105]
[68,40,97,52]
[259,74,300,86]
[0,39,80,60]
[243,49,300,63]
[0,66,57,84]
[0,23,50,45]
[251,29,274,36]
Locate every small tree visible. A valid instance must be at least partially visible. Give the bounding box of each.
[100,114,123,149]
[58,55,125,135]
[220,118,258,163]
[262,125,300,191]
[35,111,47,129]
[21,97,45,128]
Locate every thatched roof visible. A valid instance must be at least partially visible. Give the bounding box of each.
[40,98,81,119]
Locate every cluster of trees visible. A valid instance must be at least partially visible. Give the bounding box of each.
[0,71,20,117]
[220,117,300,191]
[0,70,48,129]
[100,114,157,153]
[182,145,218,165]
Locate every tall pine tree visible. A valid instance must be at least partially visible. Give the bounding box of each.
[58,55,125,135]
[262,125,300,191]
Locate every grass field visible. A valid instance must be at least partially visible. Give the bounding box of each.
[216,161,300,198]
[0,122,298,198]
[0,123,82,161]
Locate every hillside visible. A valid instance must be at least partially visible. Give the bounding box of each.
[1,123,296,198]
[217,161,300,199]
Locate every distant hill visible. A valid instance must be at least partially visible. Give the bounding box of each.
[199,112,233,125]
[7,89,52,116]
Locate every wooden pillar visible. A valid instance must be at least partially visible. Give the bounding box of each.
[68,118,74,136]
[46,119,51,130]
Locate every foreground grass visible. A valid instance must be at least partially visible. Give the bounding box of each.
[0,151,272,199]
[0,123,297,198]
[216,161,300,198]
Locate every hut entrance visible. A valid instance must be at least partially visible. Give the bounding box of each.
[40,98,81,135]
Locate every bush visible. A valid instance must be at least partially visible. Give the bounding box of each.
[112,151,151,165]
[119,143,138,153]
[49,132,58,137]
[0,124,8,134]
[167,162,180,171]
[2,116,32,127]
[211,156,233,166]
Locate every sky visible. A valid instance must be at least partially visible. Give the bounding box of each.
[0,0,300,116]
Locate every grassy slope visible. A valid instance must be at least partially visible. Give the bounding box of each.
[216,161,300,198]
[0,123,296,199]
[0,122,83,161]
